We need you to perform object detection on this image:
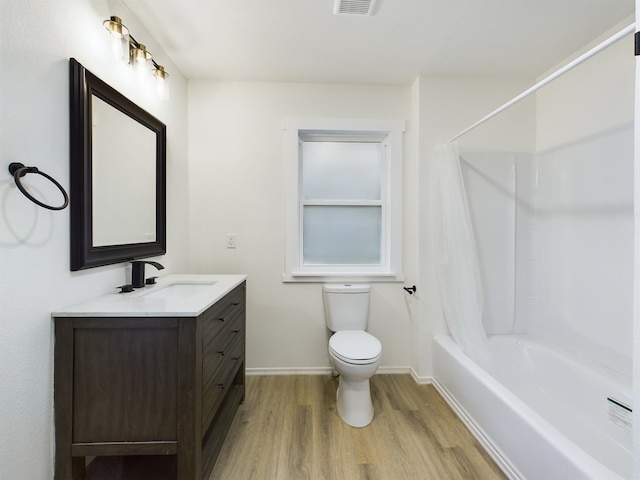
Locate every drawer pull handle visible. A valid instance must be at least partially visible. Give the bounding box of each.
[218,301,241,322]
[217,358,241,390]
[218,330,241,357]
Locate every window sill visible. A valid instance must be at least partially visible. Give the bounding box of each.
[282,271,404,283]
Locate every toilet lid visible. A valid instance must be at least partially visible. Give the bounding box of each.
[329,331,381,364]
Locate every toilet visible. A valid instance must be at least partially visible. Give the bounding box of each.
[323,284,382,427]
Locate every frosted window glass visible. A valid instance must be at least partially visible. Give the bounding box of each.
[302,142,381,200]
[303,206,381,265]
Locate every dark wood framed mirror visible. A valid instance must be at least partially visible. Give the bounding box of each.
[69,58,166,271]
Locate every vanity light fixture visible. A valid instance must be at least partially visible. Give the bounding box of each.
[103,15,170,100]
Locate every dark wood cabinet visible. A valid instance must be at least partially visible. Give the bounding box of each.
[54,281,246,480]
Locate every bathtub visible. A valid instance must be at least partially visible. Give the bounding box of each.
[432,334,632,480]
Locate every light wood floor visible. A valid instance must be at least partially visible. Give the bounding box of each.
[210,374,507,480]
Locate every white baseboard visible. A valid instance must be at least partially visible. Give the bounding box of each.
[377,366,412,375]
[410,368,433,384]
[246,366,413,377]
[247,367,333,376]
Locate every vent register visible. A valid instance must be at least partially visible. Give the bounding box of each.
[334,0,377,16]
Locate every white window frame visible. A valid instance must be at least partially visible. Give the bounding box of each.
[283,118,405,283]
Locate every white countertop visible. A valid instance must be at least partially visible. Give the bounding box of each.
[52,274,247,317]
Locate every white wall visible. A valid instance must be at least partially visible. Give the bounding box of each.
[0,1,189,477]
[536,29,634,151]
[187,81,417,373]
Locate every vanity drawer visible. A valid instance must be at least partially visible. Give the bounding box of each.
[202,311,244,359]
[202,333,244,431]
[202,320,243,389]
[202,284,245,349]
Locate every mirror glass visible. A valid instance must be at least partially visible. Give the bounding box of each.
[69,58,166,271]
[91,96,156,246]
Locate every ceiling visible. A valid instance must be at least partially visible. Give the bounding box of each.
[122,0,634,84]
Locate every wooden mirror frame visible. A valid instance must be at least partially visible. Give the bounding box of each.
[69,58,166,271]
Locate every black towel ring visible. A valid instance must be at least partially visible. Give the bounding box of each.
[8,162,69,211]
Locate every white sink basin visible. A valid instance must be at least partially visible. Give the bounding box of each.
[141,281,217,299]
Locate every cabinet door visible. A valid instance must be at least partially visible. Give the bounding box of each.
[72,318,179,443]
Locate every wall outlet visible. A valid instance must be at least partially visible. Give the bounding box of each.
[226,233,237,249]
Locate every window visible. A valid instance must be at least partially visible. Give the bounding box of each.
[283,118,404,282]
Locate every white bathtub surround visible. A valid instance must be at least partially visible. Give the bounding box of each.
[436,142,489,368]
[433,335,631,480]
[459,126,634,378]
[439,28,635,479]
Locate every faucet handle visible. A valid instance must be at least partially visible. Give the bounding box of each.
[145,276,158,285]
[117,284,134,294]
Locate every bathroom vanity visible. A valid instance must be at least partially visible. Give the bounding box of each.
[52,274,247,480]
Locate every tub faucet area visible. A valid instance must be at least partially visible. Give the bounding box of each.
[131,260,165,288]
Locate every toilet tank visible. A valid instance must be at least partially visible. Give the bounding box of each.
[323,284,370,331]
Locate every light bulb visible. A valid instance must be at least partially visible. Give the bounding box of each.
[131,43,152,77]
[132,43,152,64]
[153,65,170,100]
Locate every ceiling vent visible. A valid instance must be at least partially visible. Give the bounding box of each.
[334,0,377,16]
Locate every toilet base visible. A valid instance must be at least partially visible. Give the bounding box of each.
[336,377,374,427]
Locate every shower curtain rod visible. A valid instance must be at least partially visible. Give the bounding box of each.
[448,22,636,143]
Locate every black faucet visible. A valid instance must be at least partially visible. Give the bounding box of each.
[131,260,165,288]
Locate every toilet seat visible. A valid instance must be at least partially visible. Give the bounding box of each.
[329,330,381,365]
